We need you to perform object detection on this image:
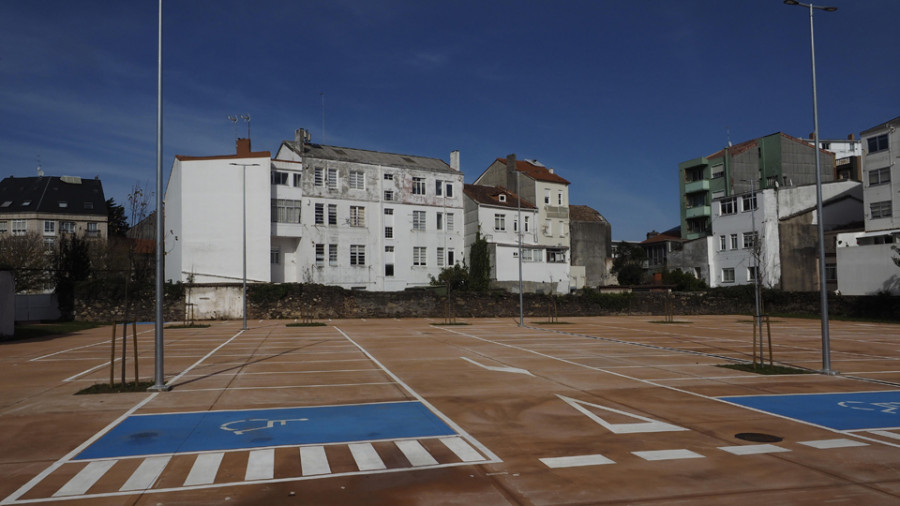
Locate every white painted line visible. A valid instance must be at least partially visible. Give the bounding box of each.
[633,449,704,461]
[440,437,484,462]
[396,440,438,467]
[461,357,534,376]
[245,449,274,480]
[557,395,687,434]
[64,360,118,383]
[53,460,116,497]
[119,455,171,491]
[540,454,615,468]
[718,444,790,456]
[349,443,386,471]
[869,430,900,441]
[798,438,870,449]
[300,446,331,476]
[183,452,224,486]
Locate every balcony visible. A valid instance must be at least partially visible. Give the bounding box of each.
[685,205,711,219]
[684,179,710,194]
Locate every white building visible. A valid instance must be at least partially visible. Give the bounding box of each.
[473,156,571,292]
[463,184,567,293]
[709,180,862,290]
[836,116,900,295]
[272,129,464,291]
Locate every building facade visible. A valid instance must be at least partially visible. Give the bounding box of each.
[568,205,613,288]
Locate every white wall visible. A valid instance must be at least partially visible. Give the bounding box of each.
[836,234,900,295]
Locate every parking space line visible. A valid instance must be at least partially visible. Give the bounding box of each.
[540,454,615,468]
[183,453,224,486]
[119,455,170,491]
[799,439,869,449]
[396,440,439,467]
[718,444,790,456]
[245,449,274,480]
[349,443,386,471]
[632,449,704,461]
[52,460,116,497]
[441,437,484,462]
[300,446,331,476]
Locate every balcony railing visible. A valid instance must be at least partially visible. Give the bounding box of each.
[685,205,711,219]
[684,179,710,194]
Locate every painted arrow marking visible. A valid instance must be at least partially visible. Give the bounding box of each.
[461,357,534,376]
[558,395,687,434]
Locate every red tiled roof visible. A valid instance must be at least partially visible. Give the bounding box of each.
[569,204,607,222]
[640,233,683,245]
[495,158,570,185]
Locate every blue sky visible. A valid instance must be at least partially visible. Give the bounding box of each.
[1,0,898,240]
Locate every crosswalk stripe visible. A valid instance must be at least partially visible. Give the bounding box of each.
[718,444,790,456]
[396,440,439,467]
[540,454,616,468]
[245,449,274,481]
[120,456,171,491]
[184,452,224,486]
[440,437,484,462]
[53,460,116,497]
[300,446,331,476]
[349,443,387,471]
[632,449,704,461]
[798,438,869,449]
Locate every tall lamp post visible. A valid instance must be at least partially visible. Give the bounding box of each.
[784,0,837,374]
[230,162,259,331]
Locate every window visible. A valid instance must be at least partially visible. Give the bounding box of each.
[329,244,338,266]
[315,244,325,266]
[494,214,506,231]
[58,201,68,208]
[385,226,393,238]
[327,168,338,190]
[314,203,324,224]
[86,222,99,237]
[869,167,891,186]
[44,237,55,248]
[720,197,737,215]
[748,266,758,282]
[437,247,445,267]
[445,183,453,198]
[12,220,26,235]
[349,170,365,190]
[350,245,365,266]
[743,232,758,249]
[0,221,6,234]
[271,171,288,185]
[413,246,427,266]
[271,249,281,265]
[412,177,426,195]
[722,268,735,283]
[83,202,93,210]
[413,210,426,231]
[547,249,566,263]
[825,264,837,282]
[435,180,443,196]
[328,204,337,225]
[385,264,394,276]
[447,213,455,231]
[513,217,518,232]
[544,220,552,236]
[524,216,529,232]
[272,199,301,223]
[741,193,757,211]
[730,234,738,250]
[349,206,365,227]
[314,167,324,186]
[383,173,394,181]
[293,173,302,187]
[385,246,394,253]
[544,189,550,204]
[867,133,889,153]
[557,191,562,205]
[522,248,540,262]
[384,190,394,201]
[448,249,455,265]
[436,212,443,230]
[384,208,394,215]
[871,201,892,219]
[719,235,727,251]
[61,221,75,234]
[0,201,10,207]
[44,221,56,235]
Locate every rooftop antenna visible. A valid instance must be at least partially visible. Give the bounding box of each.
[240,114,251,140]
[227,115,238,140]
[321,92,326,144]
[36,155,44,177]
[726,125,733,147]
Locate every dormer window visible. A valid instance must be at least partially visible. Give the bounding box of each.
[21,200,31,206]
[58,201,68,208]
[498,194,507,203]
[1,201,10,207]
[84,202,94,210]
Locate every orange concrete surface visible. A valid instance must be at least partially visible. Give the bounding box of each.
[1,316,899,505]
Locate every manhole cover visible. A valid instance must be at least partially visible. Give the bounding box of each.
[735,432,783,443]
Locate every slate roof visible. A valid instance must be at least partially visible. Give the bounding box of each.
[494,158,570,185]
[281,141,454,174]
[463,184,536,210]
[0,176,107,216]
[569,204,607,223]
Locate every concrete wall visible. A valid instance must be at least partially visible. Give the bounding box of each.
[0,271,13,337]
[569,219,612,287]
[15,293,60,322]
[836,236,900,295]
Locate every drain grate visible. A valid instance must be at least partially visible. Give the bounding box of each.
[735,432,783,443]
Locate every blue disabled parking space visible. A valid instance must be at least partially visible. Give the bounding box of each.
[75,401,455,460]
[720,390,900,431]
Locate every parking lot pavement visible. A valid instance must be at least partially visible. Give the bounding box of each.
[2,316,900,505]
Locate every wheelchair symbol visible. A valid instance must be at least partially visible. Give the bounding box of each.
[837,401,900,414]
[220,418,309,435]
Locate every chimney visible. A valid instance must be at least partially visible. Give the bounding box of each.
[450,150,460,171]
[548,168,554,174]
[847,133,855,140]
[236,138,251,156]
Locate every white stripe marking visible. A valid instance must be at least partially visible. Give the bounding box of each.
[461,357,534,376]
[633,449,704,461]
[718,444,790,456]
[869,430,900,441]
[540,454,615,468]
[184,453,224,486]
[799,438,869,449]
[300,446,331,476]
[53,460,116,497]
[119,455,171,491]
[245,449,274,480]
[440,437,484,462]
[349,443,386,471]
[396,440,438,467]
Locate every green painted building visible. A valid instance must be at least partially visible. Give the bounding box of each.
[679,132,835,240]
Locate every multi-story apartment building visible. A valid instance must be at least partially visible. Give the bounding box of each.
[679,132,835,241]
[836,116,900,295]
[473,155,571,292]
[0,174,108,245]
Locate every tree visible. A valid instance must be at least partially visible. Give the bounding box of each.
[893,245,900,269]
[0,232,54,293]
[611,241,646,286]
[106,198,128,237]
[468,229,491,292]
[55,234,92,319]
[430,263,469,291]
[662,268,707,291]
